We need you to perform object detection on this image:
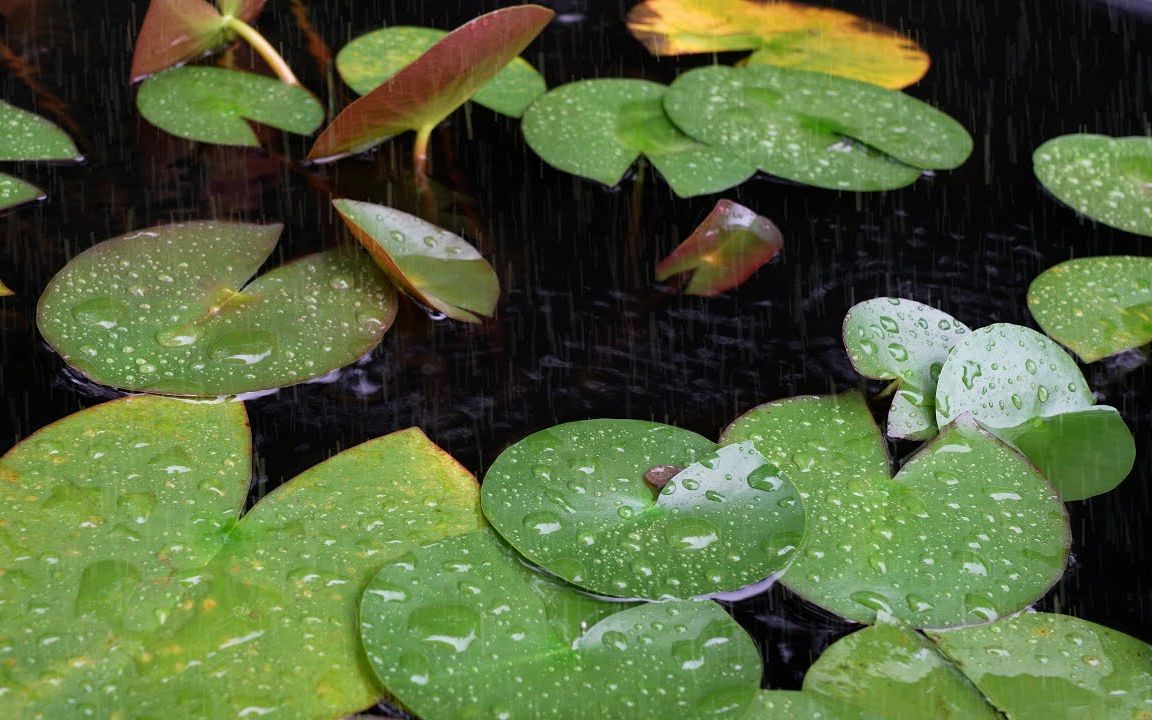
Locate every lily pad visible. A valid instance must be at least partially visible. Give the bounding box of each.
[333,199,499,323]
[308,5,554,163]
[843,297,970,440]
[929,612,1152,720]
[742,691,882,719]
[136,66,324,147]
[664,64,972,191]
[336,26,546,117]
[0,173,45,212]
[482,420,805,599]
[1033,134,1152,237]
[655,199,783,295]
[803,621,1000,719]
[721,392,1070,628]
[360,528,762,719]
[935,323,1134,501]
[0,99,83,211]
[0,277,12,296]
[1027,256,1152,362]
[626,0,930,89]
[131,0,264,81]
[521,79,757,197]
[36,220,398,396]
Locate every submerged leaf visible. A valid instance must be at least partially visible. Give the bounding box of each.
[721,392,1070,628]
[37,221,397,396]
[136,66,324,147]
[360,529,762,719]
[656,199,782,295]
[334,199,499,323]
[1034,134,1152,237]
[627,0,929,89]
[336,26,546,117]
[130,0,263,81]
[482,420,804,599]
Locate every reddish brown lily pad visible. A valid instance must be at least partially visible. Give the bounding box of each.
[130,0,264,82]
[656,200,783,296]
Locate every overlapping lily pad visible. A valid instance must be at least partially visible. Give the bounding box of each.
[1027,256,1152,362]
[0,99,83,211]
[664,64,972,191]
[721,392,1070,628]
[36,220,397,396]
[136,66,324,146]
[0,395,484,717]
[336,26,546,117]
[522,79,757,197]
[742,691,882,719]
[936,323,1135,500]
[482,420,805,599]
[334,199,499,323]
[655,199,783,295]
[626,0,930,89]
[360,528,762,719]
[130,0,266,81]
[1033,134,1152,237]
[843,297,969,440]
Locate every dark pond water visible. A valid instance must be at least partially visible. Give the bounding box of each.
[1,0,1150,714]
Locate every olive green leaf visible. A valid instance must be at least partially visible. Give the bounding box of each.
[136,66,324,147]
[0,173,44,212]
[741,690,883,719]
[721,392,1070,628]
[482,420,805,599]
[843,297,970,440]
[360,528,763,720]
[936,323,1135,501]
[0,99,83,211]
[37,220,397,396]
[1033,134,1152,237]
[522,79,757,197]
[336,26,546,117]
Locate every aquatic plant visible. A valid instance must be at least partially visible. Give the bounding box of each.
[1034,134,1152,237]
[0,99,82,212]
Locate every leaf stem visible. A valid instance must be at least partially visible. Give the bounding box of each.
[224,17,300,86]
[875,379,901,399]
[413,124,434,178]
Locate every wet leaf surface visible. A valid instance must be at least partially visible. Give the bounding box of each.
[721,393,1070,628]
[130,0,262,81]
[37,221,397,396]
[626,0,930,89]
[0,172,45,212]
[843,297,970,440]
[0,100,82,210]
[655,199,783,295]
[136,66,324,147]
[1033,134,1152,237]
[334,199,499,323]
[360,528,762,719]
[336,25,546,117]
[664,65,972,191]
[482,420,804,599]
[741,690,882,719]
[522,78,757,197]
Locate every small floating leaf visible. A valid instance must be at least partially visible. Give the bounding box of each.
[936,323,1134,501]
[334,199,499,323]
[130,0,261,81]
[136,66,324,147]
[522,78,757,197]
[0,276,12,296]
[336,26,546,117]
[0,172,45,212]
[482,420,805,599]
[721,393,1069,628]
[308,5,554,162]
[1027,255,1152,362]
[0,99,82,162]
[1034,134,1152,237]
[655,199,783,295]
[626,0,930,89]
[360,529,762,719]
[37,220,397,396]
[664,64,972,191]
[842,297,970,440]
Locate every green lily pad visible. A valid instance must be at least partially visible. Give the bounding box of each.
[664,64,972,191]
[803,621,1000,719]
[655,199,783,295]
[522,78,757,197]
[1033,134,1152,237]
[929,612,1152,720]
[333,199,499,323]
[336,26,546,117]
[0,100,82,210]
[136,66,324,147]
[482,420,805,599]
[360,528,762,720]
[742,691,882,719]
[1027,256,1152,363]
[131,0,264,81]
[721,393,1070,628]
[0,173,45,212]
[36,220,398,396]
[843,297,970,440]
[936,323,1134,501]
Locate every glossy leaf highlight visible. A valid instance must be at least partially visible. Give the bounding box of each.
[1034,134,1152,237]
